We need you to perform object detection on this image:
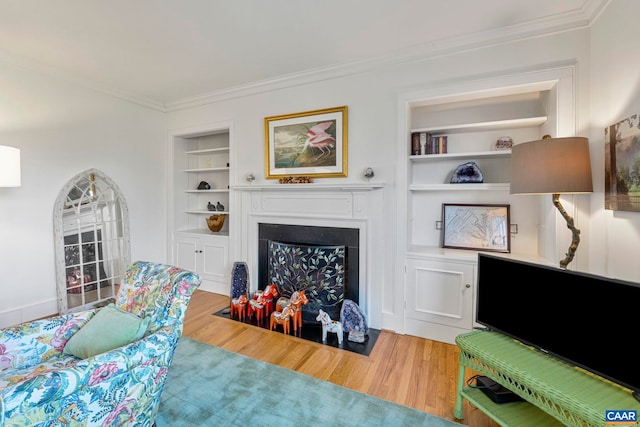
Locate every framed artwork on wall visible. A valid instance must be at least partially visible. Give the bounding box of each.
[605,113,640,212]
[264,106,348,179]
[441,203,511,252]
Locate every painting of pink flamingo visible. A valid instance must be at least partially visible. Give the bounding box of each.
[302,121,336,160]
[265,106,347,178]
[272,120,338,168]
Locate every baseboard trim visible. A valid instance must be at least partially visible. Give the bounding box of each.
[0,298,58,328]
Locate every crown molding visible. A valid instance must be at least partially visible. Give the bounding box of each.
[0,49,165,111]
[164,0,607,112]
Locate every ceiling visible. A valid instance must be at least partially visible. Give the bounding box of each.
[0,0,607,110]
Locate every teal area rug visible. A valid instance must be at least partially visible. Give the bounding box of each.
[155,337,463,427]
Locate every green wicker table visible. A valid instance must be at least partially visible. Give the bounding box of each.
[454,330,640,427]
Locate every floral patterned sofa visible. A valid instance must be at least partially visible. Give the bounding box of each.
[0,260,200,426]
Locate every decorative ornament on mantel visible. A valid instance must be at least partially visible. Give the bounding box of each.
[278,176,313,184]
[363,167,374,180]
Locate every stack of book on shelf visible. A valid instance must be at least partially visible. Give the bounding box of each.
[411,132,448,155]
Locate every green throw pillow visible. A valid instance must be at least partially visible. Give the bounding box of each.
[63,303,150,359]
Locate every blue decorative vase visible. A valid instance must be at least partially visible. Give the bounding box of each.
[230,262,249,299]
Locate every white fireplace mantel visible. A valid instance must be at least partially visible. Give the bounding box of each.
[235,182,385,329]
[233,182,384,192]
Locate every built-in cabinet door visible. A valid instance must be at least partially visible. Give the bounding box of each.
[404,256,475,344]
[199,236,229,294]
[175,233,229,295]
[175,235,198,273]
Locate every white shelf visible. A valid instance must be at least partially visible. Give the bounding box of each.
[411,116,547,134]
[184,189,229,193]
[409,183,509,191]
[185,147,229,155]
[185,210,229,215]
[184,167,229,173]
[410,150,510,162]
[409,150,511,162]
[177,228,229,237]
[406,245,480,261]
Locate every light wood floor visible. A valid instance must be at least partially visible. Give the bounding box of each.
[182,290,499,427]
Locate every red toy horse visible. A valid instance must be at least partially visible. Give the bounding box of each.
[230,294,248,321]
[262,284,279,318]
[248,284,279,325]
[276,290,309,334]
[270,304,294,334]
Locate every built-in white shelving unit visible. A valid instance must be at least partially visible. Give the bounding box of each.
[170,126,233,294]
[396,75,568,345]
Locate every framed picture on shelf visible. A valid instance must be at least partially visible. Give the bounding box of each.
[264,106,347,179]
[441,203,511,252]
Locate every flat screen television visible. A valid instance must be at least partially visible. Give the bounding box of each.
[476,252,640,398]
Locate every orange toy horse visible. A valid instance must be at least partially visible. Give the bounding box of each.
[261,284,279,318]
[269,304,294,334]
[248,284,279,325]
[230,294,248,321]
[276,290,309,334]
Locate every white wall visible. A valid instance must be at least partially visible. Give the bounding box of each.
[0,62,166,327]
[588,0,640,282]
[166,28,591,331]
[3,1,637,330]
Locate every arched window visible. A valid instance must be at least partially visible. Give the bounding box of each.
[53,169,130,313]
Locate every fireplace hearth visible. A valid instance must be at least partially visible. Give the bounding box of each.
[213,307,380,356]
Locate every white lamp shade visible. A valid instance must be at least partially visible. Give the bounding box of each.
[0,145,21,187]
[510,137,593,194]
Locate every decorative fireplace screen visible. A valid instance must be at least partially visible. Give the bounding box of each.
[268,240,345,321]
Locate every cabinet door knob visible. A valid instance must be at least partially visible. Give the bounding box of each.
[465,283,471,288]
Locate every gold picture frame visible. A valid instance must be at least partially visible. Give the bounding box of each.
[264,106,347,179]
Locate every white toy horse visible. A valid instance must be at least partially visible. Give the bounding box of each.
[316,309,343,347]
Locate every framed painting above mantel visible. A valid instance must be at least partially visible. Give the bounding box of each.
[264,106,348,179]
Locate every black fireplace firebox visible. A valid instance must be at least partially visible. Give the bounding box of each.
[258,223,359,322]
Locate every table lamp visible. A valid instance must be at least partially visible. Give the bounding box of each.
[510,136,593,269]
[0,145,21,187]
